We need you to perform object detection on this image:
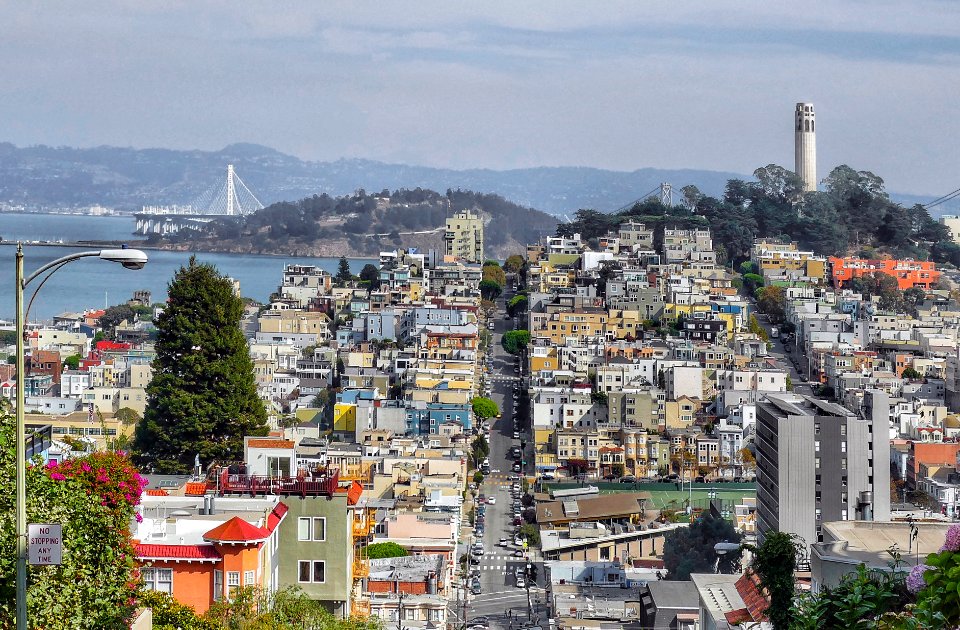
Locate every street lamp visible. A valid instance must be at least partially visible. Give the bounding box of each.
[14,244,148,630]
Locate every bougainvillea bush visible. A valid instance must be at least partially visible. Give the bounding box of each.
[0,416,146,629]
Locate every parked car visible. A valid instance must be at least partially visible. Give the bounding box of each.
[619,476,638,483]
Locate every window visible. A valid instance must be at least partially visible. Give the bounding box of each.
[142,568,173,593]
[841,441,847,453]
[244,570,255,586]
[214,570,224,601]
[298,560,326,583]
[298,517,326,541]
[227,571,240,597]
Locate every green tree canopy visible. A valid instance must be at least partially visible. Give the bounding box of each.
[472,396,500,420]
[482,263,506,287]
[479,279,503,300]
[335,256,352,285]
[507,294,528,318]
[63,353,81,371]
[756,285,786,320]
[366,542,410,560]
[662,513,743,580]
[97,303,136,331]
[504,254,525,273]
[358,263,380,289]
[132,257,268,473]
[502,329,531,355]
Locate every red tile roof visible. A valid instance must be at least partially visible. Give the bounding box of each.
[184,482,208,496]
[247,439,294,449]
[136,543,220,561]
[733,570,769,623]
[145,489,169,496]
[203,516,269,544]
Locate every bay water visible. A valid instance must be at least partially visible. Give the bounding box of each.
[0,212,374,321]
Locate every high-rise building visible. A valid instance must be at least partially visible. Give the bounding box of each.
[755,392,890,546]
[795,102,817,192]
[444,210,484,263]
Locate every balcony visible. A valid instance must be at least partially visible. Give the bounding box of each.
[353,518,372,538]
[351,598,371,618]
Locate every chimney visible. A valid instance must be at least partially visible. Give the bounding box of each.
[427,571,437,595]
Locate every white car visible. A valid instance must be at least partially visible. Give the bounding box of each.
[499,537,509,547]
[516,576,526,588]
[486,496,496,505]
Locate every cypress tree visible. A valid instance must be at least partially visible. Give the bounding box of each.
[132,257,268,473]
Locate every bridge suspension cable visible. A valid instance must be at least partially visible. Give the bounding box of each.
[923,186,960,210]
[191,164,265,216]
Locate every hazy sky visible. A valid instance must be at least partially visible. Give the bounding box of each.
[2,1,958,195]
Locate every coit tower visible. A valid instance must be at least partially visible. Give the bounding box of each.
[795,102,817,192]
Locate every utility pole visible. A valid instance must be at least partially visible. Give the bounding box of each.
[397,590,404,630]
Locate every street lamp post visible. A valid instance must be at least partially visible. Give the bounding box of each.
[14,244,148,630]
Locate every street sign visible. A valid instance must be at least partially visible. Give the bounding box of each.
[28,523,62,565]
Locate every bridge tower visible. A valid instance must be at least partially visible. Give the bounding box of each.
[660,182,673,207]
[226,165,237,216]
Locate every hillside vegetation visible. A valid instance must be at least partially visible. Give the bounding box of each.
[151,188,557,258]
[560,164,954,266]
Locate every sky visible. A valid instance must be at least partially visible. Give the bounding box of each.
[1,1,958,196]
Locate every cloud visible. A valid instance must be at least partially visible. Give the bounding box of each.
[0,1,957,196]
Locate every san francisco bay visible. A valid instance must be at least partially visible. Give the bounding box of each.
[0,212,374,321]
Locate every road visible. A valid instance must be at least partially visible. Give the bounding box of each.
[754,312,815,396]
[456,289,548,629]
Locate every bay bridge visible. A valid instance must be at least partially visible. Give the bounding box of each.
[134,165,264,235]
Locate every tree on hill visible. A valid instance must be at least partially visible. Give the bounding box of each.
[132,258,269,473]
[359,263,380,289]
[335,256,352,286]
[662,512,743,580]
[756,285,786,320]
[366,542,410,559]
[97,303,136,333]
[472,396,500,421]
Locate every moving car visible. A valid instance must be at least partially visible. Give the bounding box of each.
[471,580,482,595]
[516,575,526,588]
[486,496,496,505]
[499,537,509,547]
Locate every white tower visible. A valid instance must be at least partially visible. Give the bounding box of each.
[794,103,817,192]
[225,164,236,216]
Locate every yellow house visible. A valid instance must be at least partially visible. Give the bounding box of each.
[537,310,608,344]
[662,303,713,323]
[607,309,646,340]
[333,402,357,433]
[530,347,559,372]
[665,396,700,430]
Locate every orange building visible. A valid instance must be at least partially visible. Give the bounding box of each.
[135,504,288,614]
[829,257,940,290]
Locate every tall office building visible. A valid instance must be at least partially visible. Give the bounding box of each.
[795,102,817,192]
[755,392,890,546]
[444,209,484,263]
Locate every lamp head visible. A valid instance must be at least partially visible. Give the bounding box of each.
[98,248,148,270]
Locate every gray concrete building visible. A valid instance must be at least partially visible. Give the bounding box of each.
[755,393,890,547]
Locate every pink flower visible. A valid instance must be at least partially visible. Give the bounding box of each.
[942,524,960,552]
[135,513,143,523]
[46,461,59,470]
[50,472,66,481]
[80,462,91,472]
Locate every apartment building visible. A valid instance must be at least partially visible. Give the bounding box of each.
[755,393,890,545]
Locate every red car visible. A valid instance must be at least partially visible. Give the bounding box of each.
[512,516,523,526]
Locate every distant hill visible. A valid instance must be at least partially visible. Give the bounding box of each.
[151,188,558,259]
[0,141,748,216]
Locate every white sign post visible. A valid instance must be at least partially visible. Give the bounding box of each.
[28,523,62,566]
